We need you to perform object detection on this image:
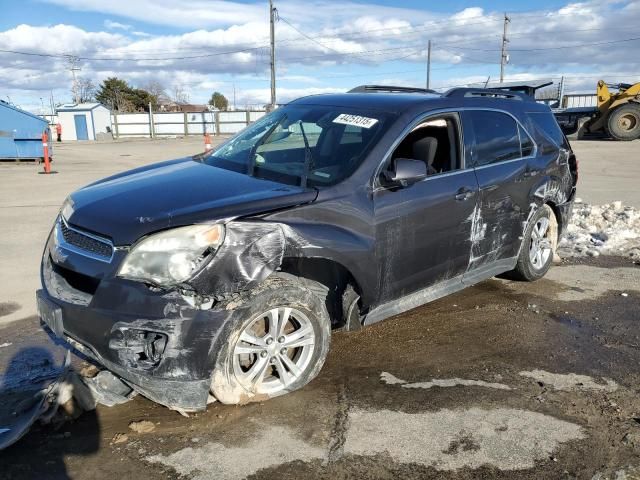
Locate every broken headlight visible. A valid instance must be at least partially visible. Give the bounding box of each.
[118,224,224,286]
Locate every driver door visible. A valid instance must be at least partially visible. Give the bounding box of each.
[373,112,479,304]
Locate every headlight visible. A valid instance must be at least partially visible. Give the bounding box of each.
[118,224,224,286]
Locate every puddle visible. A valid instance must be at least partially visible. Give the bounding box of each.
[0,302,20,318]
[550,313,585,329]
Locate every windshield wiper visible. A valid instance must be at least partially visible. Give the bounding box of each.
[298,121,316,188]
[247,115,285,176]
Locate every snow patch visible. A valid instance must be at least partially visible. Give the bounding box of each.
[520,369,619,392]
[381,372,512,390]
[147,425,325,480]
[559,201,640,258]
[345,407,585,471]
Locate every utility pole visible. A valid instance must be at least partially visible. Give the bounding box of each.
[426,39,432,90]
[66,56,81,103]
[233,83,237,110]
[499,13,510,83]
[269,0,277,110]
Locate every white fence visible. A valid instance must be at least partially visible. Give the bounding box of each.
[112,110,266,139]
[561,94,598,108]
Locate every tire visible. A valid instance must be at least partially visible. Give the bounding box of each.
[210,275,331,405]
[509,204,557,282]
[607,104,640,141]
[565,116,591,141]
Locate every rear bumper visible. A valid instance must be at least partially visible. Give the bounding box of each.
[556,187,576,238]
[39,234,236,411]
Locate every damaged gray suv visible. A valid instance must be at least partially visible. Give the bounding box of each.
[37,85,577,411]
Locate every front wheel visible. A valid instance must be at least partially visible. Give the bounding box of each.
[210,275,331,404]
[607,104,640,141]
[509,204,557,281]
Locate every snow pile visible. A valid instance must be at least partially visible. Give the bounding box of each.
[559,200,640,258]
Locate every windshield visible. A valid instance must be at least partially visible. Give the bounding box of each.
[203,105,388,187]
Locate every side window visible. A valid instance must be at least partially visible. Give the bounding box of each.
[519,125,535,157]
[468,111,520,166]
[529,112,566,147]
[390,115,461,176]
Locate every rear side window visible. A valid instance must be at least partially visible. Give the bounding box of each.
[468,110,521,166]
[529,112,565,147]
[519,125,535,157]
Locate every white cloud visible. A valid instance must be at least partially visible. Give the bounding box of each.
[104,20,133,31]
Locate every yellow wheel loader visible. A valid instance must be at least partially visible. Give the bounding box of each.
[555,80,640,141]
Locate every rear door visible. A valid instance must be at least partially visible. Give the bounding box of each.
[462,109,538,280]
[373,112,479,304]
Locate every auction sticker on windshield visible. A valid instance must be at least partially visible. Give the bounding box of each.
[333,114,378,129]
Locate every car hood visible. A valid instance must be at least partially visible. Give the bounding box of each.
[64,158,317,245]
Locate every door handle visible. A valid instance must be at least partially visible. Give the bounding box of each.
[455,188,475,201]
[522,170,539,178]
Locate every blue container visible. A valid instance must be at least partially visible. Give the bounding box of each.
[0,100,51,160]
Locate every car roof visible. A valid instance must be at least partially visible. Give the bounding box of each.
[290,92,444,113]
[289,91,551,116]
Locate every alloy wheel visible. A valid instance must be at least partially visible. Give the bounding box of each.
[529,216,553,270]
[232,307,316,394]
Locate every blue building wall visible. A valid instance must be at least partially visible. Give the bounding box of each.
[0,100,51,160]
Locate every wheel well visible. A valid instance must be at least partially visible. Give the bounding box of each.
[544,201,561,243]
[545,200,564,228]
[278,257,361,329]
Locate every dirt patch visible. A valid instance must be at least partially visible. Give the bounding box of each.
[0,301,20,318]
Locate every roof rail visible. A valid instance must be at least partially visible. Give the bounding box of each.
[349,85,439,95]
[444,88,529,101]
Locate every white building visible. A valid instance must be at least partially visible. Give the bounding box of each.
[56,103,112,141]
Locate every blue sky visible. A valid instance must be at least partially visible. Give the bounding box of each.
[1,0,639,112]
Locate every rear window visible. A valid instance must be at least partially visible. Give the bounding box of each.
[529,111,566,147]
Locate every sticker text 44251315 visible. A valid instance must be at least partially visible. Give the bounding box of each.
[333,114,379,129]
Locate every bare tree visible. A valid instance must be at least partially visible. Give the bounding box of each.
[144,81,170,104]
[172,84,190,104]
[76,78,96,103]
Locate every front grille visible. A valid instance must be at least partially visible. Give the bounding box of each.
[59,218,113,260]
[51,256,101,295]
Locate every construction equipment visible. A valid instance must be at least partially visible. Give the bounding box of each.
[555,80,640,141]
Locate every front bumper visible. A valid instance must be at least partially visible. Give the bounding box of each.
[39,229,236,411]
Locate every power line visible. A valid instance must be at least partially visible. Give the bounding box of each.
[443,36,640,52]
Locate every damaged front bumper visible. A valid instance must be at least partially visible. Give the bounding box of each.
[39,233,237,411]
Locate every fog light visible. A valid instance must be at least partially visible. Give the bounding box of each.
[143,332,167,364]
[109,328,168,369]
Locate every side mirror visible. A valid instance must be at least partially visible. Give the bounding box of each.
[383,158,427,187]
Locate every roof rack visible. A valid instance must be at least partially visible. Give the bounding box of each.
[348,85,439,95]
[483,80,553,97]
[444,88,529,101]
